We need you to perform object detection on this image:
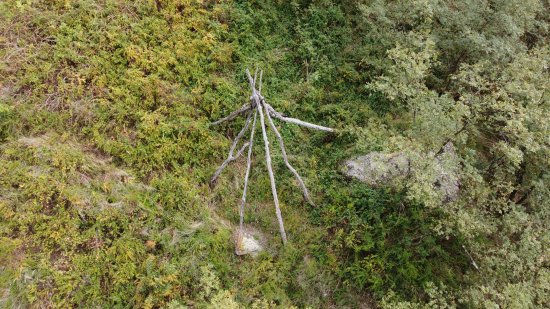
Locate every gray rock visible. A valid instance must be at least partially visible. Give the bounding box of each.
[343,152,410,186]
[343,143,459,202]
[433,143,460,202]
[234,227,264,257]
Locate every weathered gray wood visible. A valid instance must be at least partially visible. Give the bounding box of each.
[258,70,263,94]
[264,103,334,132]
[213,69,336,246]
[463,245,480,271]
[264,103,315,206]
[247,68,288,243]
[245,68,255,92]
[239,108,258,235]
[258,99,288,244]
[211,112,253,185]
[211,103,252,126]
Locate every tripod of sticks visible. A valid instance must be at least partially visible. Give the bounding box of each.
[211,69,334,245]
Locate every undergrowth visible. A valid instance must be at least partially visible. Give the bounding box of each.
[1,0,548,308]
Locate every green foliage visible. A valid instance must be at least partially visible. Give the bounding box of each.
[0,103,12,140]
[318,180,468,300]
[0,134,231,308]
[1,0,233,176]
[0,0,548,307]
[360,0,550,307]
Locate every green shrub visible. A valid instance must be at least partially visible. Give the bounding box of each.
[0,103,12,140]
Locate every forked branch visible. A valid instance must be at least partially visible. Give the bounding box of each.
[211,103,252,126]
[211,112,253,185]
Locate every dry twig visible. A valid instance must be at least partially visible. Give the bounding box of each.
[239,109,258,237]
[211,103,252,126]
[211,112,253,185]
[265,106,314,206]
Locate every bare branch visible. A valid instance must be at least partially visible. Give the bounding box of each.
[234,142,250,160]
[245,68,255,93]
[264,102,315,206]
[258,98,288,244]
[211,142,250,185]
[264,102,335,132]
[258,70,263,95]
[239,108,258,236]
[211,103,252,126]
[211,112,253,185]
[462,245,480,271]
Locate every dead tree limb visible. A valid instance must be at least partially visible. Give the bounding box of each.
[265,104,315,206]
[211,141,250,185]
[239,109,258,236]
[246,69,288,244]
[211,103,252,126]
[246,68,255,92]
[211,112,253,185]
[257,94,288,244]
[264,103,334,132]
[462,245,480,271]
[258,70,263,94]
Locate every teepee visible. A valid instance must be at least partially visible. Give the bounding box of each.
[211,68,334,245]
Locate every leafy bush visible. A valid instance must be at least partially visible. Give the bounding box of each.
[0,103,12,140]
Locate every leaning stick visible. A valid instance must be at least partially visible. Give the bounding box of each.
[252,87,288,243]
[211,112,253,185]
[214,69,333,245]
[211,103,252,126]
[258,103,287,244]
[239,108,258,236]
[245,68,255,92]
[264,102,334,132]
[462,245,480,271]
[211,140,250,185]
[264,103,315,206]
[259,71,313,205]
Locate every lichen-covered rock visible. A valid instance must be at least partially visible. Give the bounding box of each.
[343,152,410,186]
[343,143,459,202]
[433,143,460,203]
[234,228,264,256]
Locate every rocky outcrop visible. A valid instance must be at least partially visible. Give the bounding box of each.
[343,143,459,202]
